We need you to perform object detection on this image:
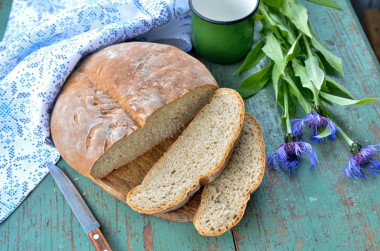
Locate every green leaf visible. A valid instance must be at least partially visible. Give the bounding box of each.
[292,59,319,97]
[287,17,298,35]
[315,124,334,138]
[314,53,330,93]
[307,0,343,10]
[285,34,302,65]
[319,92,334,105]
[255,14,266,21]
[325,76,355,99]
[234,38,266,75]
[305,53,325,90]
[237,62,274,99]
[319,92,379,106]
[283,69,312,113]
[311,33,343,74]
[260,6,297,45]
[275,24,297,45]
[262,33,285,74]
[267,9,287,24]
[292,59,307,78]
[280,0,312,37]
[272,63,282,101]
[263,0,285,8]
[259,26,272,36]
[268,12,297,44]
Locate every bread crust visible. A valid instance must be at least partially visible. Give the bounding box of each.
[51,42,218,178]
[126,88,245,214]
[193,113,266,236]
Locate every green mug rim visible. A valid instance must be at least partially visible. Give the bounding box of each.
[189,0,260,25]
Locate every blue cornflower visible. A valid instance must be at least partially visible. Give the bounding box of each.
[267,134,319,174]
[343,143,380,179]
[291,111,340,143]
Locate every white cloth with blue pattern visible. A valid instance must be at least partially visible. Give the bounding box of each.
[0,0,192,223]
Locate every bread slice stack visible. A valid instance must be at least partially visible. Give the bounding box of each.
[127,88,245,213]
[193,114,265,236]
[127,88,265,235]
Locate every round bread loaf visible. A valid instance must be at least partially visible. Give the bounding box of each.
[51,42,218,178]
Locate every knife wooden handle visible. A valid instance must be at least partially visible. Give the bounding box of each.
[88,228,112,251]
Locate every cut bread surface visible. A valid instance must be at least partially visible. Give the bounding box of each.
[193,114,265,236]
[90,86,215,178]
[127,88,245,214]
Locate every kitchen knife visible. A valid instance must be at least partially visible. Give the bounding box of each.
[47,162,112,251]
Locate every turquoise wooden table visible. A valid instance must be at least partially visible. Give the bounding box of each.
[1,0,380,250]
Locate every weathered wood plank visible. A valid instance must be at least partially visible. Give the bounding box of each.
[199,0,380,250]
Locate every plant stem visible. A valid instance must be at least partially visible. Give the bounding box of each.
[283,82,292,134]
[339,129,354,146]
[314,95,321,106]
[326,113,355,146]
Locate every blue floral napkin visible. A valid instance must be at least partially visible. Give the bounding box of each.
[0,0,192,223]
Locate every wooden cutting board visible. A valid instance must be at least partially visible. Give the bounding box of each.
[90,133,200,222]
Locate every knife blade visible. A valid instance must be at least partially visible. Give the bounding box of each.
[47,162,112,251]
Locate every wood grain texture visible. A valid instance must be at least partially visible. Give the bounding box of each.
[88,228,112,251]
[91,133,201,222]
[1,0,380,250]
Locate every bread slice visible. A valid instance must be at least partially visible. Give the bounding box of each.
[193,113,265,236]
[127,88,245,214]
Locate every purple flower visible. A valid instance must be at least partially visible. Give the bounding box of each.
[267,135,319,174]
[291,112,340,143]
[343,143,380,179]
